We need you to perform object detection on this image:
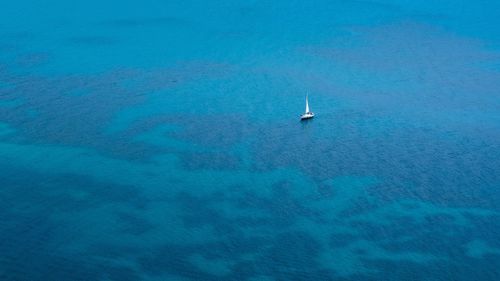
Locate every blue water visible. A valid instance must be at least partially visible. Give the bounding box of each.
[1,1,500,280]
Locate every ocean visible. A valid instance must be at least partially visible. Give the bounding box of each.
[1,1,499,280]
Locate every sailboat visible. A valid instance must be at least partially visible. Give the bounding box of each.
[300,94,314,120]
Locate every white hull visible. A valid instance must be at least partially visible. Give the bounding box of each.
[300,112,314,120]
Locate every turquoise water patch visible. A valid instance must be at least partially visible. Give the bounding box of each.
[0,122,15,137]
[466,240,500,259]
[0,98,23,108]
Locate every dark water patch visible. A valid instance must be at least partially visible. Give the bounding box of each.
[423,213,457,225]
[118,113,251,170]
[0,164,147,214]
[144,189,342,279]
[359,255,500,281]
[117,111,253,167]
[338,196,381,218]
[235,182,319,227]
[379,229,467,258]
[0,164,149,280]
[0,67,152,160]
[42,261,140,281]
[86,242,144,260]
[317,180,336,197]
[116,211,155,236]
[177,192,224,227]
[252,111,500,209]
[138,243,221,280]
[257,231,335,281]
[462,213,500,248]
[111,115,173,141]
[347,219,422,243]
[332,204,500,279]
[267,231,321,268]
[176,192,251,237]
[359,259,444,281]
[202,237,270,262]
[0,191,141,281]
[180,151,241,170]
[137,230,334,281]
[330,233,358,248]
[0,57,233,162]
[1,253,141,281]
[169,114,254,148]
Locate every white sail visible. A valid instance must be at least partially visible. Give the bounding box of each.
[300,94,314,120]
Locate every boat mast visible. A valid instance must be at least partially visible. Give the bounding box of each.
[305,94,310,113]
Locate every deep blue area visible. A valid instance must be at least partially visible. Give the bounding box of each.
[1,1,499,280]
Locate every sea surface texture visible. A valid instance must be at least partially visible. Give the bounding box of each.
[1,1,500,280]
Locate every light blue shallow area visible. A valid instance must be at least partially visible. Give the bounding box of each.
[1,1,499,280]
